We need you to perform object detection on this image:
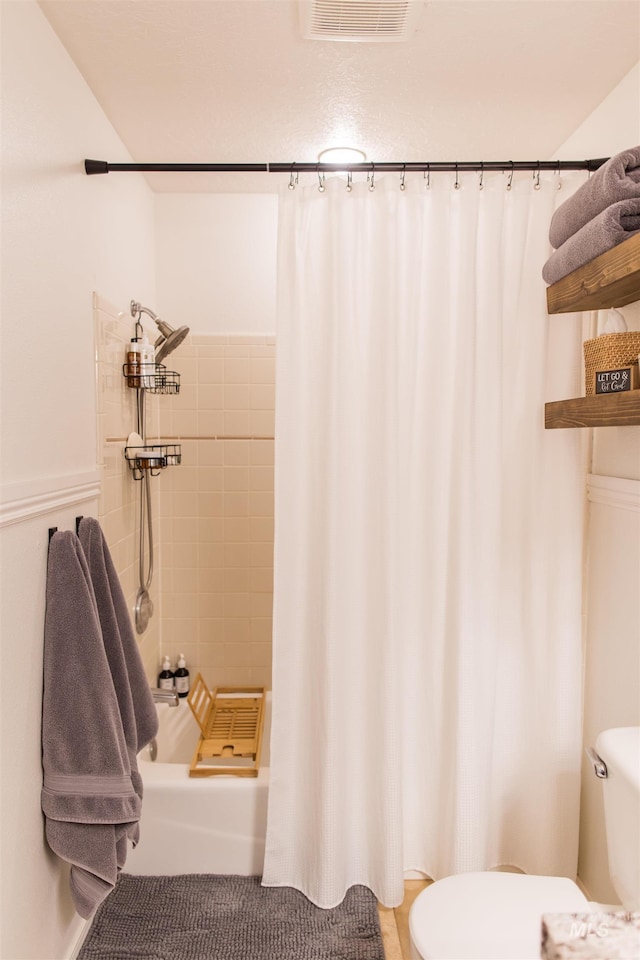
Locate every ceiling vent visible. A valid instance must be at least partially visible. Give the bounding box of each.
[299,0,423,42]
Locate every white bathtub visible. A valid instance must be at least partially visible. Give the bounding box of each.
[124,693,271,876]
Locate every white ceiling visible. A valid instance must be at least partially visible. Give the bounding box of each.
[39,0,639,193]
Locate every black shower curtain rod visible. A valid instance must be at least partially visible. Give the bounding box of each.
[84,157,609,176]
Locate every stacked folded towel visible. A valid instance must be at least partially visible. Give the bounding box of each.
[542,146,640,284]
[42,523,158,919]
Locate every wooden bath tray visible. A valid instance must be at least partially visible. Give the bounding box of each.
[186,673,265,778]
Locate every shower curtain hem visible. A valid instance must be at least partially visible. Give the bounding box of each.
[260,877,404,910]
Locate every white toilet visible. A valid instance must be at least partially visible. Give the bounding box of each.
[410,727,640,960]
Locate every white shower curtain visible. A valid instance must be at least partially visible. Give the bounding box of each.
[263,171,587,908]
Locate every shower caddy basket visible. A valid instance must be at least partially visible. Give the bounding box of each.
[186,673,266,778]
[124,443,182,479]
[122,361,181,394]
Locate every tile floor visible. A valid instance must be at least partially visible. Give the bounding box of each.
[378,880,431,959]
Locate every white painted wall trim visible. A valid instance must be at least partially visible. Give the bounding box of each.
[0,470,101,527]
[68,916,92,960]
[587,474,640,513]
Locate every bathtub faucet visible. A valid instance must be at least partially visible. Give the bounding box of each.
[151,687,180,707]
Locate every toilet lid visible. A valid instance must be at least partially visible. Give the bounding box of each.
[409,872,589,960]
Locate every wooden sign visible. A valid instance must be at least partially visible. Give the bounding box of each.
[594,366,640,395]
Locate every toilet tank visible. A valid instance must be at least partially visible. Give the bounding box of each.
[595,727,640,910]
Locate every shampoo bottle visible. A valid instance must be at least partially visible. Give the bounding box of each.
[126,338,141,388]
[158,656,174,690]
[139,334,156,388]
[174,653,190,697]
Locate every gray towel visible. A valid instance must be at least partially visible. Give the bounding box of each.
[45,820,129,920]
[78,517,158,815]
[542,198,640,285]
[549,145,640,248]
[42,531,140,918]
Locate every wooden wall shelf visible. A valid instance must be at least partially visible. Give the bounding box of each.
[545,232,640,428]
[545,391,640,429]
[546,232,640,315]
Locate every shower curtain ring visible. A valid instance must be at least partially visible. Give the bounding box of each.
[478,162,484,191]
[400,165,406,191]
[317,167,325,193]
[346,171,353,192]
[555,160,562,189]
[454,163,460,190]
[507,161,514,191]
[369,165,375,191]
[424,165,430,190]
[289,165,298,191]
[534,161,541,191]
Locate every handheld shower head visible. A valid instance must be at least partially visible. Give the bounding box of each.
[130,301,190,363]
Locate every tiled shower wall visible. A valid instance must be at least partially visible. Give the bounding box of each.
[94,302,275,690]
[156,335,275,689]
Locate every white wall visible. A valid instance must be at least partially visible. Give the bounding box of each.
[0,4,156,957]
[554,63,640,164]
[579,477,640,903]
[155,194,278,335]
[552,62,640,903]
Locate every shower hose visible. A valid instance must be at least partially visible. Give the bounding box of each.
[137,387,154,596]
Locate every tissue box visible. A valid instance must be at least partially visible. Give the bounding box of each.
[583,332,640,396]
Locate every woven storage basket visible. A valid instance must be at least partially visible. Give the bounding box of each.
[583,332,640,396]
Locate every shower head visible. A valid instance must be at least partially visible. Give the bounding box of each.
[130,301,190,364]
[154,322,190,363]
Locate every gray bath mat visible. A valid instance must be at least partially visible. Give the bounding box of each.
[78,874,385,959]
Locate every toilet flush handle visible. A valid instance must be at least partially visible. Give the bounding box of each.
[586,746,608,778]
